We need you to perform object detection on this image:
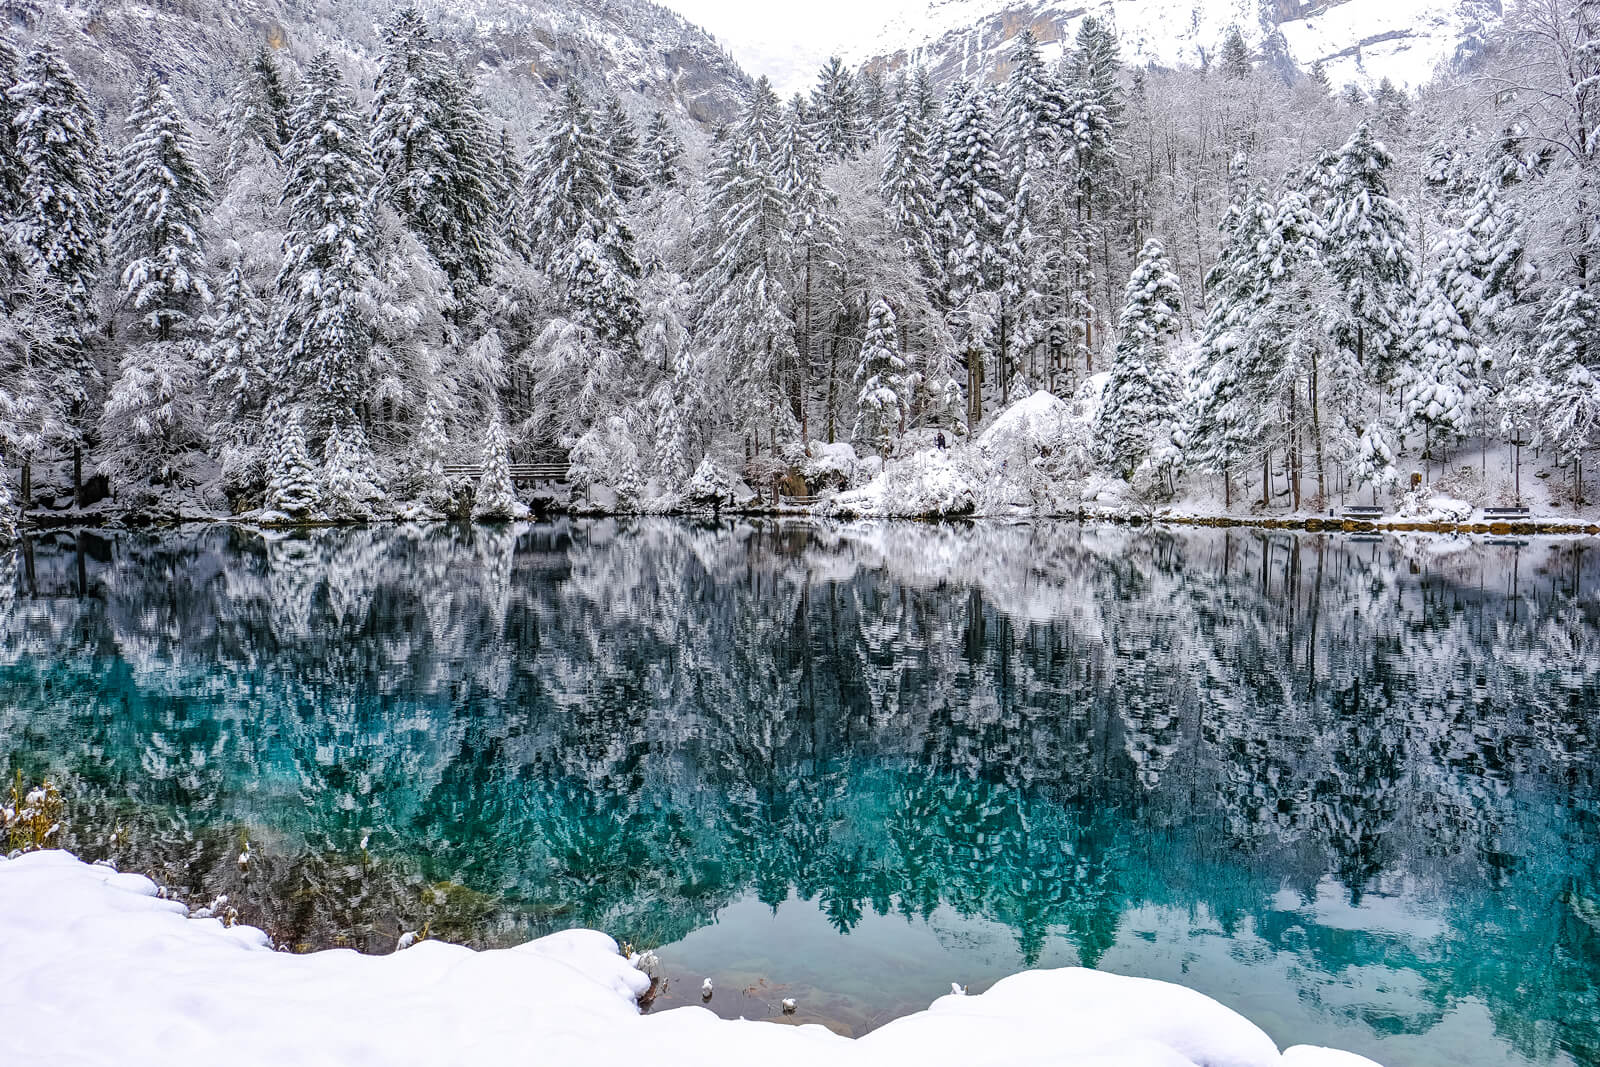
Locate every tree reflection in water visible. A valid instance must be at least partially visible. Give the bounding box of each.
[1,521,1596,1065]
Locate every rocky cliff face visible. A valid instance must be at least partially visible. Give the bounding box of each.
[2,0,750,130]
[850,0,1502,91]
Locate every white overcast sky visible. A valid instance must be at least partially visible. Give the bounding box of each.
[659,0,914,96]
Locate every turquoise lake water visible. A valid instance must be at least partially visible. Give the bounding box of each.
[1,520,1596,1065]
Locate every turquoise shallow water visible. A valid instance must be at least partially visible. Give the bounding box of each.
[1,521,1597,1065]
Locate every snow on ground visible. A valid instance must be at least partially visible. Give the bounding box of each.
[1,850,1383,1067]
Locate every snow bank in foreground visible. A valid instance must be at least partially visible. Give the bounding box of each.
[0,851,1383,1067]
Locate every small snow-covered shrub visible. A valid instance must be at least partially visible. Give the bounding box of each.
[322,421,387,520]
[569,415,646,505]
[681,457,750,509]
[265,413,319,518]
[472,418,529,521]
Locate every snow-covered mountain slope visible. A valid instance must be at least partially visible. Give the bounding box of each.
[6,0,749,128]
[848,0,1502,91]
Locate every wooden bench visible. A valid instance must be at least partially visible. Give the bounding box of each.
[1482,507,1531,521]
[444,463,571,482]
[778,494,820,509]
[1341,505,1385,520]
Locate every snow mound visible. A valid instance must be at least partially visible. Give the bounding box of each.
[825,448,976,518]
[0,851,1387,1067]
[974,389,1072,456]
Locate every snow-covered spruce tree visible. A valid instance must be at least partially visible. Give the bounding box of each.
[937,79,1007,425]
[9,43,108,506]
[265,409,319,517]
[472,415,520,520]
[0,36,23,218]
[104,75,213,493]
[880,74,939,281]
[492,126,534,262]
[1219,26,1254,79]
[202,263,266,428]
[854,299,910,456]
[1184,172,1271,502]
[321,415,384,518]
[273,52,380,426]
[525,83,642,344]
[113,76,212,342]
[600,93,645,202]
[695,77,799,450]
[1238,185,1342,510]
[1322,121,1417,383]
[371,9,501,299]
[1096,239,1182,481]
[1350,423,1399,504]
[641,111,684,190]
[1000,31,1071,400]
[1402,282,1476,466]
[1532,286,1600,496]
[220,46,293,176]
[410,391,451,508]
[777,103,841,444]
[811,56,864,163]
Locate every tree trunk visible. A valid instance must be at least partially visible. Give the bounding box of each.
[824,338,837,445]
[21,457,32,510]
[73,445,83,509]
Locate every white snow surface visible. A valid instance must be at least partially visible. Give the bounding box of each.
[1,850,1383,1067]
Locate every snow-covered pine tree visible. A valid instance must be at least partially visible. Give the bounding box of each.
[695,77,799,447]
[854,298,909,455]
[321,415,384,518]
[600,93,645,202]
[1350,423,1398,503]
[273,52,381,424]
[1322,121,1417,384]
[220,46,293,175]
[411,391,449,498]
[1402,282,1475,465]
[525,83,643,350]
[9,43,105,337]
[1000,31,1070,400]
[472,415,519,519]
[880,75,939,281]
[265,408,319,516]
[9,43,107,506]
[202,263,266,427]
[1067,16,1124,133]
[1532,286,1600,494]
[113,76,212,342]
[937,79,1007,424]
[1185,168,1271,497]
[1219,26,1254,79]
[1096,238,1183,480]
[811,56,864,163]
[641,111,684,190]
[0,37,26,221]
[1372,78,1410,137]
[777,103,841,442]
[371,10,501,297]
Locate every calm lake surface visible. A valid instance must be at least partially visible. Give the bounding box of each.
[2,520,1597,1066]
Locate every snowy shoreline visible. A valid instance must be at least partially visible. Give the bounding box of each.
[1,849,1382,1067]
[11,506,1599,537]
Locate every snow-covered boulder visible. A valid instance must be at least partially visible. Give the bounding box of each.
[1395,488,1471,523]
[802,441,858,491]
[974,390,1073,459]
[826,448,976,519]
